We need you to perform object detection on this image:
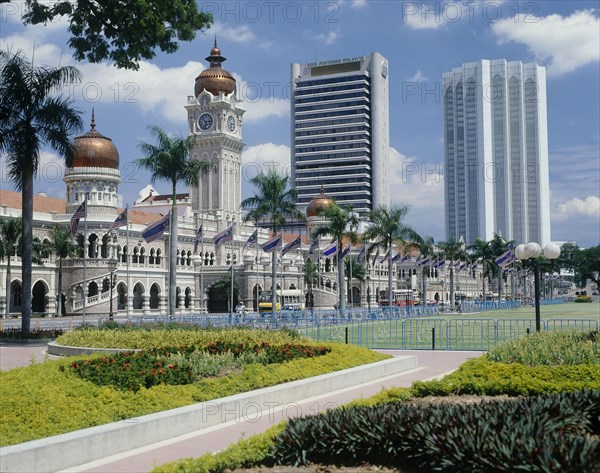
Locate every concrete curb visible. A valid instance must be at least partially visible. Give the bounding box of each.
[0,355,417,473]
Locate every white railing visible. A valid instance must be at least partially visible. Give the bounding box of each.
[73,290,114,310]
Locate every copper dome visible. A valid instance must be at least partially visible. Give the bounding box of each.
[71,112,119,169]
[306,186,335,218]
[194,40,236,97]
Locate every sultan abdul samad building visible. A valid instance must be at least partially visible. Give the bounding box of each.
[0,43,358,318]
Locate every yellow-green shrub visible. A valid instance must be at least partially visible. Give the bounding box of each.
[0,344,387,446]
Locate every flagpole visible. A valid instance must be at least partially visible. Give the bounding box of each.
[200,218,204,314]
[83,194,88,324]
[125,204,131,321]
[255,226,259,313]
[349,246,353,307]
[230,241,234,316]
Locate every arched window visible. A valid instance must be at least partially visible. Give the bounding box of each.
[88,281,99,297]
[149,283,160,309]
[156,248,162,265]
[186,250,192,266]
[139,247,145,265]
[184,287,192,308]
[176,286,181,308]
[149,248,155,265]
[121,245,128,263]
[132,246,139,264]
[102,278,110,293]
[101,234,109,258]
[133,283,144,309]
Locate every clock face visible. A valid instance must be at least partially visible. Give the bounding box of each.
[198,113,213,131]
[227,115,236,132]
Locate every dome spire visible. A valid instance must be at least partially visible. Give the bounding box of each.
[195,40,236,97]
[90,108,96,131]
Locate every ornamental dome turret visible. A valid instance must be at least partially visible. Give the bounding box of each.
[71,111,120,169]
[194,40,236,97]
[306,185,335,218]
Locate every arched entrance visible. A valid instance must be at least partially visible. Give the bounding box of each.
[31,280,48,314]
[88,281,98,297]
[253,284,262,311]
[10,281,22,313]
[184,287,192,309]
[351,286,361,306]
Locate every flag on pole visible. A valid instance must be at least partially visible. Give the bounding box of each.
[340,243,350,258]
[262,234,282,253]
[380,249,391,263]
[418,257,430,266]
[402,253,412,262]
[391,252,402,263]
[496,248,515,268]
[193,225,203,253]
[70,200,87,239]
[243,229,258,249]
[282,235,301,256]
[213,225,234,246]
[141,213,170,243]
[323,242,337,257]
[356,245,366,263]
[110,208,127,232]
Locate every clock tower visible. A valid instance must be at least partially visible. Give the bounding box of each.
[186,41,245,224]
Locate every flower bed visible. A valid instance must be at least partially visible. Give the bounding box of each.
[62,343,331,392]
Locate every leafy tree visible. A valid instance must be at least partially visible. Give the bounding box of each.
[136,126,208,317]
[344,256,365,306]
[558,243,600,288]
[437,236,466,308]
[311,203,359,313]
[46,225,78,316]
[16,0,213,70]
[0,217,21,318]
[241,170,305,310]
[467,238,493,300]
[361,205,419,308]
[0,50,82,333]
[488,233,513,302]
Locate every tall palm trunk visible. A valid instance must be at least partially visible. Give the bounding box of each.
[271,247,277,310]
[169,186,177,316]
[449,267,455,308]
[57,257,63,317]
[21,173,33,333]
[337,240,345,314]
[387,255,393,308]
[4,254,10,318]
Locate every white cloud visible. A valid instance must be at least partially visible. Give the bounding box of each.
[407,70,428,82]
[208,23,256,44]
[403,3,445,30]
[1,33,288,125]
[351,0,367,10]
[387,148,445,238]
[241,143,291,181]
[305,29,342,45]
[492,9,600,75]
[553,196,600,221]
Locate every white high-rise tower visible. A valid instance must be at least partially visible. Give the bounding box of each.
[443,59,551,245]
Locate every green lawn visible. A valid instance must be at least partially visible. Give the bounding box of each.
[301,303,599,351]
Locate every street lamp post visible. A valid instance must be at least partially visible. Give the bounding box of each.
[108,257,118,321]
[515,242,561,332]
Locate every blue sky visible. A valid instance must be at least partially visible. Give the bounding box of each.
[1,0,599,247]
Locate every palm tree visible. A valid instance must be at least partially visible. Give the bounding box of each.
[241,170,305,310]
[303,258,319,309]
[0,50,82,333]
[467,238,494,301]
[210,272,240,313]
[136,126,208,317]
[361,205,419,309]
[488,233,513,302]
[0,217,22,318]
[311,203,359,313]
[46,225,78,316]
[437,236,466,308]
[414,235,435,304]
[344,256,366,306]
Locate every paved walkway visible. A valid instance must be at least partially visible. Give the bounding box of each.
[0,343,480,473]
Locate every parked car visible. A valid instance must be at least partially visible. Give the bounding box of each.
[281,303,302,311]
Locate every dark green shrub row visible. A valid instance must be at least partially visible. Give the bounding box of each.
[411,357,600,397]
[61,343,331,392]
[268,390,600,473]
[0,327,64,339]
